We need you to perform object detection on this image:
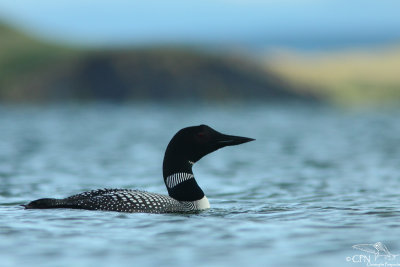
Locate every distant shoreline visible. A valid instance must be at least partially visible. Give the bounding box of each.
[0,23,314,103]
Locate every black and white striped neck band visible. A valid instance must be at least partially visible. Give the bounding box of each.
[165,173,194,188]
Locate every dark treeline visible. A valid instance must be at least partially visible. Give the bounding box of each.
[0,23,315,102]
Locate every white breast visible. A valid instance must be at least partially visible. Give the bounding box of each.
[193,195,210,210]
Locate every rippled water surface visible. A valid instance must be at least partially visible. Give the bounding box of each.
[1,103,400,267]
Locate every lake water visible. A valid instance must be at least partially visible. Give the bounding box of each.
[1,102,400,267]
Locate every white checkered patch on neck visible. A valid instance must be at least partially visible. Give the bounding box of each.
[165,173,194,188]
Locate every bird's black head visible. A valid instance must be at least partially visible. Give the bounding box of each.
[162,125,254,201]
[163,125,254,176]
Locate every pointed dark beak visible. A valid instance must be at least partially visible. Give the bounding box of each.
[216,133,255,147]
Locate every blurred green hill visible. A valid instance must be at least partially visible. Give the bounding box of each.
[0,23,311,102]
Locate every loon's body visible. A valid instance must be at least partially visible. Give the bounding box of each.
[24,125,254,213]
[29,189,210,213]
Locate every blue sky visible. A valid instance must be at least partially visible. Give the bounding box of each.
[0,0,400,49]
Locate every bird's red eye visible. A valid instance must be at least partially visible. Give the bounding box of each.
[195,131,208,143]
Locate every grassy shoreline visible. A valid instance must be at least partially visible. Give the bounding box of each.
[265,46,400,106]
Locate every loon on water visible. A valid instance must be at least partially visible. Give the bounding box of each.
[24,125,254,213]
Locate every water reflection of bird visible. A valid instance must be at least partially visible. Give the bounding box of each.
[353,242,398,261]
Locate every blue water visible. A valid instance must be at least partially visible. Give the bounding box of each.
[1,103,400,267]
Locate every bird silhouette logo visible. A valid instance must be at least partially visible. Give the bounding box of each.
[352,242,398,261]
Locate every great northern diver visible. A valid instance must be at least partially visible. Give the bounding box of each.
[24,125,254,213]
